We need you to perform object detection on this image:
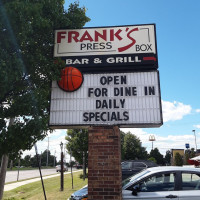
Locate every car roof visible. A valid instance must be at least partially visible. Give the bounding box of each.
[122,166,200,190]
[146,166,200,173]
[122,160,150,162]
[122,160,157,163]
[121,160,158,166]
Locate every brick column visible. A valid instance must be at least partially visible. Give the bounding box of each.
[88,126,122,200]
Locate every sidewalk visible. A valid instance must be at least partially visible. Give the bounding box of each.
[4,170,81,191]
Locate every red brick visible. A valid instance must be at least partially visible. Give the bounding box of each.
[88,126,122,200]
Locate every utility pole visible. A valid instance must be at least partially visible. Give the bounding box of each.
[46,137,49,167]
[60,142,64,191]
[64,144,66,165]
[81,129,86,180]
[54,150,56,167]
[70,148,73,189]
[192,130,198,152]
[40,151,42,167]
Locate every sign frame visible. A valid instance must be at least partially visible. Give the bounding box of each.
[54,24,158,73]
[50,23,163,129]
[49,70,163,129]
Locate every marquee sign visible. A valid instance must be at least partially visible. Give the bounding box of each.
[54,24,158,72]
[50,24,163,128]
[49,71,162,128]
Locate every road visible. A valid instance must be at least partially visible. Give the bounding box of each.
[5,168,77,183]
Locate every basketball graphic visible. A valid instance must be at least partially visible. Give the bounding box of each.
[58,67,83,92]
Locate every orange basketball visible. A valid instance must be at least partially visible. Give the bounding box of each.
[58,67,83,92]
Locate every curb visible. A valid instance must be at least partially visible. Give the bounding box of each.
[4,170,82,191]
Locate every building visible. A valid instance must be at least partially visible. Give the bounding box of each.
[171,149,185,166]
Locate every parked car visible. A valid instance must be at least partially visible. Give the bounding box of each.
[68,166,200,199]
[121,160,158,180]
[68,185,88,200]
[56,165,68,172]
[76,164,83,169]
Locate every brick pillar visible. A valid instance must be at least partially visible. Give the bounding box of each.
[88,126,122,200]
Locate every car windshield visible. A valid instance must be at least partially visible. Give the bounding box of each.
[122,169,150,187]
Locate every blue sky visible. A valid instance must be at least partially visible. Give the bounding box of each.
[24,0,200,160]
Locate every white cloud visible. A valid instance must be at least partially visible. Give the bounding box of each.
[120,128,198,155]
[23,126,199,160]
[47,129,67,137]
[22,129,68,161]
[196,109,200,113]
[22,100,194,160]
[194,125,200,129]
[162,100,192,122]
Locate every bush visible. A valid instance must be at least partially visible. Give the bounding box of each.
[148,157,157,163]
[79,173,88,179]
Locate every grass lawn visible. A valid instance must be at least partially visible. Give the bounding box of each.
[3,171,87,200]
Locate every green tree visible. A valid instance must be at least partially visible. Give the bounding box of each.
[21,155,31,167]
[190,148,196,158]
[41,150,56,167]
[120,130,126,160]
[65,130,148,164]
[184,148,196,165]
[149,148,165,165]
[122,132,148,160]
[66,129,88,174]
[174,152,183,166]
[0,0,89,197]
[164,150,172,165]
[184,150,190,165]
[148,157,157,163]
[29,150,56,167]
[0,0,89,158]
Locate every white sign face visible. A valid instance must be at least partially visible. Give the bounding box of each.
[53,24,158,71]
[49,71,163,128]
[54,24,156,57]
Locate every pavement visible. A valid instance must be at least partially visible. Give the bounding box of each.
[4,170,81,191]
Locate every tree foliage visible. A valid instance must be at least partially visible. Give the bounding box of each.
[149,148,165,165]
[148,157,157,163]
[174,152,183,166]
[22,155,32,167]
[164,150,172,165]
[65,129,88,166]
[184,151,190,165]
[8,150,57,167]
[120,130,126,159]
[0,0,90,157]
[65,130,148,165]
[122,132,148,160]
[190,148,196,158]
[29,149,56,167]
[184,148,196,165]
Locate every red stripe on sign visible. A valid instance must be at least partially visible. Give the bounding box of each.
[143,57,157,61]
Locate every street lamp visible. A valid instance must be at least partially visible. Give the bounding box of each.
[60,142,64,191]
[54,150,56,167]
[192,130,198,152]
